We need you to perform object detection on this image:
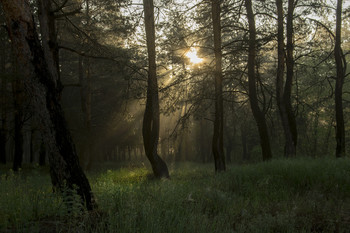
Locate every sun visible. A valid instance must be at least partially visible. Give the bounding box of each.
[185,47,203,64]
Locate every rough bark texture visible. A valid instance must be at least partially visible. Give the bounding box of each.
[142,0,169,178]
[211,0,225,172]
[0,0,96,210]
[245,0,272,161]
[334,0,345,157]
[284,0,297,156]
[276,0,296,157]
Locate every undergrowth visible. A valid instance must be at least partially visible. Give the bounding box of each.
[1,157,350,232]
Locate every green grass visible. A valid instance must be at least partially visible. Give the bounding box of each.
[1,158,350,232]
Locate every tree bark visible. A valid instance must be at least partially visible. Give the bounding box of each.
[211,0,225,172]
[334,0,345,157]
[276,0,296,157]
[12,76,24,171]
[245,0,272,161]
[284,0,297,156]
[30,128,34,163]
[0,31,7,164]
[78,55,93,169]
[39,136,46,166]
[37,0,60,87]
[0,0,96,210]
[142,0,169,178]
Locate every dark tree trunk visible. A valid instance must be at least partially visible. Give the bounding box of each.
[39,136,46,166]
[241,124,250,161]
[0,36,7,164]
[211,0,225,172]
[37,0,60,86]
[1,0,96,210]
[245,0,272,161]
[30,128,34,163]
[12,78,24,171]
[334,0,345,157]
[276,0,296,157]
[142,0,169,178]
[78,55,93,169]
[284,0,297,157]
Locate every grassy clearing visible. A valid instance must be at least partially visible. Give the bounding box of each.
[1,157,350,232]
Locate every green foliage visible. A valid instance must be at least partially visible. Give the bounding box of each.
[1,158,350,232]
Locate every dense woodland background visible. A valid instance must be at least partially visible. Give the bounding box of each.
[1,0,349,168]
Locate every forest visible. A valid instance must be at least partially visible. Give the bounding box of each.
[0,0,350,232]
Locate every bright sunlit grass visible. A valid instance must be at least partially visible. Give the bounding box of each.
[185,47,202,64]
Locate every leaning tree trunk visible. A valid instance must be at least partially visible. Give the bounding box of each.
[211,0,226,172]
[284,0,297,156]
[245,0,272,161]
[334,0,345,157]
[142,0,169,178]
[0,0,96,210]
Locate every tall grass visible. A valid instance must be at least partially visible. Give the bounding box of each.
[1,157,350,232]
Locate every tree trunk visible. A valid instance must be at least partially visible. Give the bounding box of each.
[0,0,96,210]
[0,33,7,164]
[334,0,345,157]
[284,0,297,157]
[211,0,225,172]
[39,136,46,166]
[245,0,272,161]
[241,125,250,161]
[30,128,34,163]
[276,0,296,157]
[37,0,60,88]
[142,0,169,178]
[78,55,93,169]
[12,76,24,171]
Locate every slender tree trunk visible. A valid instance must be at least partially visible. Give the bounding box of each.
[30,128,34,163]
[284,0,297,156]
[0,35,7,164]
[241,126,250,161]
[1,0,96,210]
[211,0,225,171]
[142,0,169,178]
[334,0,345,157]
[78,55,92,169]
[12,77,24,171]
[276,0,296,157]
[245,0,272,161]
[39,136,46,166]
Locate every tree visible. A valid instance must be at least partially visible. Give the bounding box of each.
[284,0,298,157]
[276,0,297,157]
[12,75,24,171]
[211,0,225,171]
[0,0,96,210]
[245,0,272,161]
[142,0,169,178]
[334,0,346,157]
[0,12,8,164]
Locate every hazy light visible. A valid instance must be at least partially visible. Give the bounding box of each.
[185,47,202,64]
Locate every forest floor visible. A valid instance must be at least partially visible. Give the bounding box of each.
[1,157,350,233]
